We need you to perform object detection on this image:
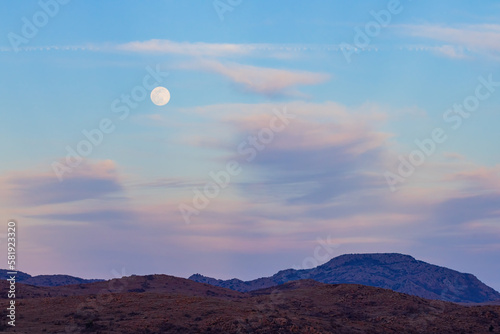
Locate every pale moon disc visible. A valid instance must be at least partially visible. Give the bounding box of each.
[150,86,171,106]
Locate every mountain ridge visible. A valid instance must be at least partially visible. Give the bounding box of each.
[0,269,104,287]
[189,253,500,303]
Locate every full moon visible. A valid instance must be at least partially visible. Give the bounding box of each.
[150,86,171,106]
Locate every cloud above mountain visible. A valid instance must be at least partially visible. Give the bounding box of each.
[0,160,123,207]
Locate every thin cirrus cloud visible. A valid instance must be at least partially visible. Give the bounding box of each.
[232,109,388,204]
[116,39,262,57]
[179,101,390,205]
[29,209,138,229]
[431,164,500,225]
[423,160,500,227]
[115,39,331,97]
[430,45,467,59]
[447,164,500,191]
[178,60,331,97]
[172,101,500,233]
[114,39,326,59]
[433,193,500,226]
[0,160,123,207]
[402,24,500,58]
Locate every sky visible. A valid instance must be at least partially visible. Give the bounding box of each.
[1,1,500,291]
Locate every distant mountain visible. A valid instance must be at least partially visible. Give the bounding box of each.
[190,253,500,303]
[0,269,103,287]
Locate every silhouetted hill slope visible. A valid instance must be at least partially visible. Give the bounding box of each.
[0,274,245,300]
[1,275,499,333]
[190,253,500,303]
[0,269,103,286]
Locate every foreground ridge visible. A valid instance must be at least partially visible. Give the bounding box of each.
[0,275,499,333]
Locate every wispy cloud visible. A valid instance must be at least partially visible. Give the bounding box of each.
[132,177,208,189]
[445,164,500,192]
[30,209,136,227]
[0,160,123,207]
[177,101,390,204]
[114,39,339,59]
[169,101,500,235]
[403,24,500,58]
[430,45,466,59]
[230,105,388,204]
[116,39,255,57]
[179,60,330,97]
[1,40,336,58]
[434,193,500,225]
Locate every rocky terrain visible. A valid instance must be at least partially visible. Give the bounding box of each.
[190,253,500,303]
[0,275,499,333]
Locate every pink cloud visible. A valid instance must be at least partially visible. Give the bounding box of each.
[0,160,123,207]
[403,24,500,58]
[116,39,253,57]
[446,164,500,191]
[179,60,330,97]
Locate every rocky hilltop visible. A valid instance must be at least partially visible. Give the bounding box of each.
[190,253,500,303]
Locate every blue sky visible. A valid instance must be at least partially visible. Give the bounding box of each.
[1,1,500,291]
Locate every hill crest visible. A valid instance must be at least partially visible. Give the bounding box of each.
[189,253,500,303]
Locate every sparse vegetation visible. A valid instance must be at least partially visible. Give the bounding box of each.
[0,275,498,333]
